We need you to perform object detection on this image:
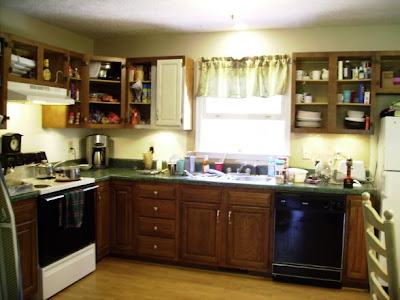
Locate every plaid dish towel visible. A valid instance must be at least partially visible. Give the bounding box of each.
[59,189,85,228]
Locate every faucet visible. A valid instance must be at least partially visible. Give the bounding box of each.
[237,162,247,173]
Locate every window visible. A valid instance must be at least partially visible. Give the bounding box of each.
[195,95,290,159]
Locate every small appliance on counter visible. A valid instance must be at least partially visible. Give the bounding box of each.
[86,134,109,169]
[337,159,366,182]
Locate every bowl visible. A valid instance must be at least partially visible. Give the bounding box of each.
[78,164,92,171]
[344,119,365,129]
[347,110,365,118]
[89,62,101,78]
[297,110,321,119]
[286,168,308,183]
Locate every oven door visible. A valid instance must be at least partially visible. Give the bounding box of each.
[37,185,98,267]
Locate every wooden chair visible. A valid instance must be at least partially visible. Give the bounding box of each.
[362,192,399,300]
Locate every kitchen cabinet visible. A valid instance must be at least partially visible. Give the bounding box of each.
[126,56,193,130]
[96,181,111,261]
[375,51,400,94]
[292,52,376,135]
[134,182,178,260]
[180,185,222,265]
[342,194,369,288]
[225,189,272,272]
[13,198,38,300]
[110,181,134,255]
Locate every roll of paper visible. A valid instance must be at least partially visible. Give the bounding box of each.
[338,61,343,80]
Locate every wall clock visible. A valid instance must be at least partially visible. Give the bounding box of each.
[2,133,22,153]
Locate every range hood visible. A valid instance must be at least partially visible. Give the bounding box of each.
[7,81,75,105]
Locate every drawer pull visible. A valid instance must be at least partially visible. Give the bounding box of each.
[153,226,158,231]
[153,244,158,250]
[228,210,232,224]
[153,206,158,211]
[153,190,158,195]
[216,209,220,223]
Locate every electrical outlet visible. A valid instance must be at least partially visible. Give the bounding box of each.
[67,141,73,151]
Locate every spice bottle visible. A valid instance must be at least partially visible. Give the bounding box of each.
[43,59,51,81]
[202,155,210,173]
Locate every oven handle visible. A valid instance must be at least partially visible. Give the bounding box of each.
[83,185,99,192]
[45,195,65,202]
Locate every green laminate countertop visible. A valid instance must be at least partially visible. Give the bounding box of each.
[10,167,376,202]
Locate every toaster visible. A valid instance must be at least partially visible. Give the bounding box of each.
[337,160,366,182]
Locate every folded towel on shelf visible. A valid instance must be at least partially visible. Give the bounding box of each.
[58,189,85,229]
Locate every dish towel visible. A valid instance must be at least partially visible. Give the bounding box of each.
[58,189,85,228]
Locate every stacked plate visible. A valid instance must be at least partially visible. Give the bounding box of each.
[296,110,322,128]
[11,54,36,77]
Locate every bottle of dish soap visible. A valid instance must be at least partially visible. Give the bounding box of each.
[202,155,210,173]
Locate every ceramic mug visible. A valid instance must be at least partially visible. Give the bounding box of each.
[311,70,321,80]
[304,94,313,103]
[337,94,344,103]
[296,70,305,80]
[343,90,352,103]
[296,94,304,103]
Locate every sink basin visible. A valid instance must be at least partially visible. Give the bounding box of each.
[231,175,273,183]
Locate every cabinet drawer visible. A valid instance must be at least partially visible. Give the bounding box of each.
[227,190,272,207]
[136,236,175,258]
[138,217,175,238]
[181,185,222,203]
[137,198,176,219]
[137,183,176,200]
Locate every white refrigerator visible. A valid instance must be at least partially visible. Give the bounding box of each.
[377,116,400,283]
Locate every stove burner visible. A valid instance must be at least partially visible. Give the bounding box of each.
[34,184,51,189]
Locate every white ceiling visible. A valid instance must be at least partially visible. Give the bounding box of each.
[1,0,400,39]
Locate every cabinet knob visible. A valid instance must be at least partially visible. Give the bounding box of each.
[153,245,158,250]
[153,206,158,211]
[153,190,158,195]
[153,226,158,231]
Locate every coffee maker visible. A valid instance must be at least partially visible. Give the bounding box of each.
[86,134,109,169]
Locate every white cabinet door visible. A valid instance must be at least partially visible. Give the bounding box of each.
[156,59,183,126]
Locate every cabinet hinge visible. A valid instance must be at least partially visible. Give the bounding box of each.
[82,60,89,66]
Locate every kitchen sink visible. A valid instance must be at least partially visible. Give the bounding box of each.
[231,175,273,183]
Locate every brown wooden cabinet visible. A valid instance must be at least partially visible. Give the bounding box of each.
[375,51,400,94]
[342,194,369,288]
[96,181,111,261]
[110,181,134,254]
[134,182,178,260]
[12,198,38,300]
[292,51,376,134]
[225,189,272,272]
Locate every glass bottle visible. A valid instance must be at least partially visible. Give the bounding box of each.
[343,60,351,79]
[43,59,51,81]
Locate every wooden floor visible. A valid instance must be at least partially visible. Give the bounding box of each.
[51,257,370,300]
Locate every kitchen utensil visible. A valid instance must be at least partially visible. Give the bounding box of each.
[78,164,92,171]
[54,165,80,181]
[214,162,223,172]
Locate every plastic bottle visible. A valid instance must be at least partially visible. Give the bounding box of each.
[202,155,210,173]
[267,157,275,176]
[43,59,51,81]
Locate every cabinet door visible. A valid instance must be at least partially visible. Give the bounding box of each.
[226,205,270,272]
[181,202,221,265]
[343,195,368,287]
[96,183,111,261]
[156,59,183,126]
[111,184,133,252]
[13,198,38,300]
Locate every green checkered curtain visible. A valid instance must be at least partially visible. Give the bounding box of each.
[197,55,290,98]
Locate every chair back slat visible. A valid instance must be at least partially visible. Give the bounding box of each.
[361,192,399,300]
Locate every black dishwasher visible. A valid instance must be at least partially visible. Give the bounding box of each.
[272,192,346,288]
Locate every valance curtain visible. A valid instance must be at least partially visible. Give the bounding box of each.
[196,55,290,98]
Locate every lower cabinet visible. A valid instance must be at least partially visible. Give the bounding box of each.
[225,190,272,272]
[96,181,111,261]
[13,198,38,300]
[134,182,178,260]
[343,194,369,287]
[180,185,272,273]
[110,180,134,254]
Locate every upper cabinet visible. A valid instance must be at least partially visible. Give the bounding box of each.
[126,56,193,130]
[292,51,376,135]
[87,56,126,128]
[375,51,400,94]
